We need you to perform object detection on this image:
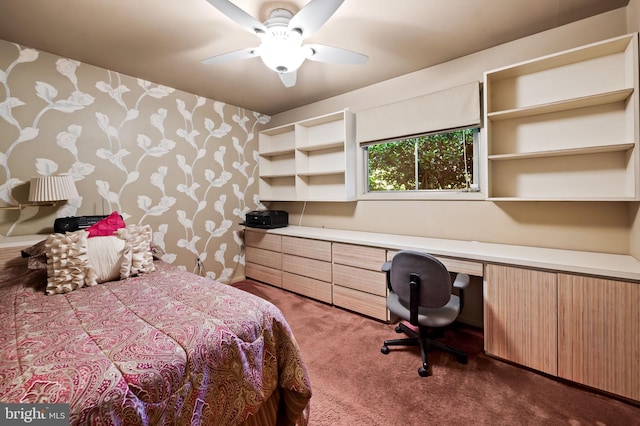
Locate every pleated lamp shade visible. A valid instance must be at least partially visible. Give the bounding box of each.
[28,175,79,202]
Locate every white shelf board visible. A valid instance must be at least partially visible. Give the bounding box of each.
[297,169,345,177]
[296,141,344,152]
[487,88,633,121]
[488,143,635,160]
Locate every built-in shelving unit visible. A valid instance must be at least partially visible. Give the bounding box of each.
[258,110,356,201]
[484,33,639,201]
[258,124,296,201]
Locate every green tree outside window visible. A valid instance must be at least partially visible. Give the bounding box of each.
[366,128,476,192]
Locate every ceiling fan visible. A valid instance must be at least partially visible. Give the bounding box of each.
[202,0,368,87]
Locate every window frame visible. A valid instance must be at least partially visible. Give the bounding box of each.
[357,126,484,201]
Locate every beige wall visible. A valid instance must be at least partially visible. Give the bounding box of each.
[0,40,268,281]
[268,8,638,257]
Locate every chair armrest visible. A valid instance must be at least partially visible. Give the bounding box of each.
[382,260,392,291]
[453,273,470,290]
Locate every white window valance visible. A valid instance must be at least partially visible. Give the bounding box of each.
[355,81,481,143]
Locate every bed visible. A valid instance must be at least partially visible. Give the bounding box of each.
[0,225,311,425]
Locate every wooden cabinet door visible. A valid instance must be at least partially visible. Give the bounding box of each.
[484,264,558,375]
[558,274,640,402]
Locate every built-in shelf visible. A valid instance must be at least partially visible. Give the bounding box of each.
[260,148,296,157]
[484,33,639,201]
[296,141,344,152]
[487,143,635,161]
[258,109,356,201]
[491,34,634,79]
[487,89,633,122]
[259,172,296,178]
[296,169,345,177]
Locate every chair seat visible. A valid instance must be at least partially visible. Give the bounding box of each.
[387,292,461,328]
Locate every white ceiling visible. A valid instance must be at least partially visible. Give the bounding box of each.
[0,0,629,115]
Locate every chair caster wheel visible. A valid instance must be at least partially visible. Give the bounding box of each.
[457,355,468,364]
[381,346,390,355]
[418,366,430,377]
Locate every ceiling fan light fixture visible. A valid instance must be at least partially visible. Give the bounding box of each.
[258,35,306,73]
[204,0,367,87]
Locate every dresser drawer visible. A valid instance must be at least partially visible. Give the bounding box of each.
[283,272,332,303]
[246,262,282,287]
[244,230,282,252]
[283,254,332,282]
[245,246,281,269]
[333,243,386,271]
[333,285,388,321]
[333,263,387,297]
[282,236,331,261]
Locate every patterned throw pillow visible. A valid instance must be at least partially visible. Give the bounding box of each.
[21,239,48,270]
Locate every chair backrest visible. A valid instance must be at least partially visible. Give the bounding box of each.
[389,250,452,309]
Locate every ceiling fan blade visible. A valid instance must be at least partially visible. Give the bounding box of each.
[305,44,368,64]
[201,47,258,64]
[288,0,345,39]
[206,0,267,36]
[279,71,297,88]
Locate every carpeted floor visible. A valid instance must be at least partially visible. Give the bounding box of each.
[232,280,640,426]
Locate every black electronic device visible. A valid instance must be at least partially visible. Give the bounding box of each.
[53,215,109,233]
[243,210,288,229]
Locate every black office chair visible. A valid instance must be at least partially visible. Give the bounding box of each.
[380,250,470,377]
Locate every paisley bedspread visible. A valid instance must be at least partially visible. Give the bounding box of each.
[0,262,311,425]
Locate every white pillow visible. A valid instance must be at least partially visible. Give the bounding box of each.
[86,235,127,284]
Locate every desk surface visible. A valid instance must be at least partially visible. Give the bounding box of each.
[254,226,640,282]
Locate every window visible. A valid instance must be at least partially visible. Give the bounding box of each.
[364,127,478,193]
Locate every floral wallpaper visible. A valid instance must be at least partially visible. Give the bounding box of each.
[0,39,269,282]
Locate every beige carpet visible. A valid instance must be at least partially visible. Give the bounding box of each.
[233,280,640,425]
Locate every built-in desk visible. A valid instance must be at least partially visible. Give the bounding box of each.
[259,225,640,281]
[244,225,640,403]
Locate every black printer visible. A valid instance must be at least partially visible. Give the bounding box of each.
[243,210,288,229]
[54,215,110,233]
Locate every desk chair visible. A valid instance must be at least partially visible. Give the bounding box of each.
[380,250,470,377]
